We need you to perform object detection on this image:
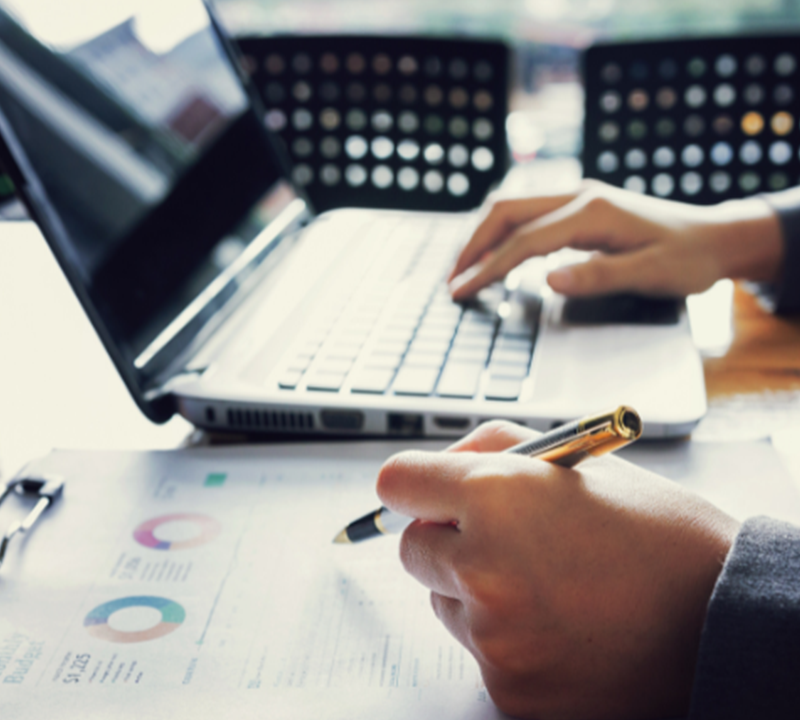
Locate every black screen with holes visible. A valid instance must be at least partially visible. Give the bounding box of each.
[583,37,800,204]
[236,35,510,212]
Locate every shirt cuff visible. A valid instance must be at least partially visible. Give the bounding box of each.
[688,516,800,719]
[761,188,800,314]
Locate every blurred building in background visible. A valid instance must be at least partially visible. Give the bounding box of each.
[213,0,800,161]
[216,0,800,89]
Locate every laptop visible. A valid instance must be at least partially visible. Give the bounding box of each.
[0,0,706,439]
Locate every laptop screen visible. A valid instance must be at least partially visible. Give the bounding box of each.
[0,0,304,413]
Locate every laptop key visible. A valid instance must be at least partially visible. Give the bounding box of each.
[448,347,489,364]
[490,349,531,366]
[409,338,451,355]
[451,335,492,352]
[460,319,494,332]
[299,341,323,356]
[350,369,395,394]
[484,377,523,401]
[316,358,354,375]
[305,371,347,392]
[286,355,313,372]
[379,327,416,343]
[437,362,483,398]
[300,332,329,347]
[415,327,456,343]
[328,341,364,356]
[488,362,529,380]
[498,297,541,337]
[498,323,533,339]
[493,337,532,353]
[385,317,419,330]
[336,328,371,343]
[365,353,404,369]
[375,339,411,354]
[321,349,360,364]
[417,324,459,340]
[475,285,506,314]
[403,350,447,368]
[278,371,303,390]
[393,367,439,396]
[462,309,495,325]
[424,310,462,324]
[390,310,425,326]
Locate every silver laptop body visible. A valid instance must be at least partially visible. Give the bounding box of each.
[0,0,706,439]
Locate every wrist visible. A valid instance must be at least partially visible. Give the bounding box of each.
[705,198,784,283]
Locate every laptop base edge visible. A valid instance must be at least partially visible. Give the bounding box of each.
[177,396,704,442]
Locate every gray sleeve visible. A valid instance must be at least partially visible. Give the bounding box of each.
[762,187,800,314]
[688,516,800,719]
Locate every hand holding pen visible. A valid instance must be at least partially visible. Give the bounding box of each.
[334,406,643,544]
[370,416,738,719]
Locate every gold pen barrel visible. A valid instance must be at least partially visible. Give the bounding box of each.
[335,406,644,544]
[539,406,642,468]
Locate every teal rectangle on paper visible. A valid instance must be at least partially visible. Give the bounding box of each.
[204,473,227,487]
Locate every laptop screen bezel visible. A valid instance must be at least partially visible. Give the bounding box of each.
[0,0,311,423]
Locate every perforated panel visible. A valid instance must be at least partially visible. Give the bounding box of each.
[583,37,800,204]
[236,35,510,212]
[225,406,315,432]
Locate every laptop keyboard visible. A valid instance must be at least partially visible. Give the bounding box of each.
[275,218,541,402]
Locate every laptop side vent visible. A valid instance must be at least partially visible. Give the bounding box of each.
[225,407,315,432]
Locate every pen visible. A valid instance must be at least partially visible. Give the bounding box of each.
[333,406,643,544]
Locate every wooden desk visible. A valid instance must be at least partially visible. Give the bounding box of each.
[704,284,800,398]
[694,283,800,442]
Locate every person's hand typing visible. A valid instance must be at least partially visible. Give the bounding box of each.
[448,180,783,301]
[376,421,740,719]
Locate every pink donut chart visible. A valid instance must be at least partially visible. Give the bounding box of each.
[133,513,221,551]
[84,596,185,643]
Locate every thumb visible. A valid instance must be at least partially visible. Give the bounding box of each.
[547,251,655,297]
[376,450,474,523]
[377,422,543,521]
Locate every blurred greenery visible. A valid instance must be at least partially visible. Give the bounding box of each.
[215,0,800,44]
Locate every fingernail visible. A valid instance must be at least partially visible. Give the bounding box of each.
[449,264,484,299]
[448,276,465,297]
[547,268,574,292]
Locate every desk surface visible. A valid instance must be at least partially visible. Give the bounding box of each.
[694,284,800,442]
[704,284,800,397]
[2,219,800,477]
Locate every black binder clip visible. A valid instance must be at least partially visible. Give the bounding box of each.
[0,474,64,569]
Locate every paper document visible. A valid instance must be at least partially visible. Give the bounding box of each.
[5,438,799,719]
[0,443,502,719]
[621,438,800,526]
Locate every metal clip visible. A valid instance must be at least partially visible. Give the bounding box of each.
[0,475,64,569]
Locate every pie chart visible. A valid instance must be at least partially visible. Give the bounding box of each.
[133,513,221,551]
[84,596,185,643]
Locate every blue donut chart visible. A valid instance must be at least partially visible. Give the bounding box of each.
[84,596,185,643]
